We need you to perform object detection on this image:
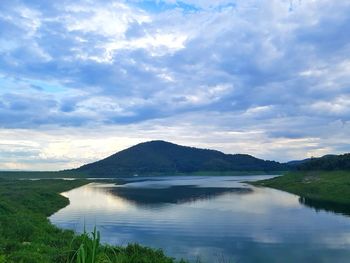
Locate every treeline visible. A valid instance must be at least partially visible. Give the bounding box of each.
[297,153,350,171]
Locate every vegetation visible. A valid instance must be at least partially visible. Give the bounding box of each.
[296,153,350,171]
[0,171,87,179]
[0,179,187,263]
[76,140,288,177]
[0,179,87,262]
[252,170,350,214]
[190,170,284,176]
[67,227,187,263]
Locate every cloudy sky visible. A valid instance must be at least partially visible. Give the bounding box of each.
[0,0,350,170]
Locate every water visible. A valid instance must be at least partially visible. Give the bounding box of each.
[50,175,350,263]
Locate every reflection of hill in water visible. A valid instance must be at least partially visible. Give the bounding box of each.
[106,185,253,206]
[299,197,350,217]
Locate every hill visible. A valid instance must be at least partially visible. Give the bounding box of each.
[297,153,350,171]
[286,158,312,168]
[253,170,350,216]
[74,140,288,177]
[254,153,350,216]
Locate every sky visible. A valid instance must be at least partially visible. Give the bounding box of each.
[0,0,350,170]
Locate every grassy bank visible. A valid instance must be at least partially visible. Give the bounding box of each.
[0,170,283,180]
[252,171,350,213]
[191,170,284,176]
[0,179,187,263]
[0,171,87,179]
[110,170,284,177]
[0,179,88,262]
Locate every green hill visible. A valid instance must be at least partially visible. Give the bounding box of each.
[75,140,287,177]
[254,153,350,216]
[297,153,350,171]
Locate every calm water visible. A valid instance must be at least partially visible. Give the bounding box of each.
[50,176,350,263]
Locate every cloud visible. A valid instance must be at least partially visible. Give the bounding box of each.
[0,0,350,169]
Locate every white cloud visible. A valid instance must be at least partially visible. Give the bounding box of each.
[1,0,350,169]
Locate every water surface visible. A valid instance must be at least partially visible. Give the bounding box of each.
[50,176,350,263]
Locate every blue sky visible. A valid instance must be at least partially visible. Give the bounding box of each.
[0,0,350,170]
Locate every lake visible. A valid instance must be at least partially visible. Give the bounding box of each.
[50,175,350,263]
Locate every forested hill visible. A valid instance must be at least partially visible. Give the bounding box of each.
[75,140,288,177]
[297,153,350,171]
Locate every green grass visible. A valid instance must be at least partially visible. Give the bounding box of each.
[0,170,283,180]
[108,170,284,177]
[0,178,188,263]
[67,227,188,263]
[0,179,88,263]
[190,170,284,176]
[0,171,87,179]
[252,170,350,205]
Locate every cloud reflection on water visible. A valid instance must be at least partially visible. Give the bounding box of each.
[51,176,350,263]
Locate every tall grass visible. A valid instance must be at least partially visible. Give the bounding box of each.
[67,227,104,263]
[67,227,188,263]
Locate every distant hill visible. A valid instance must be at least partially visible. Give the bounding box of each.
[297,153,350,171]
[75,140,288,177]
[286,158,313,168]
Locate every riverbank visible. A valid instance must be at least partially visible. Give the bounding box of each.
[252,171,350,212]
[0,171,87,179]
[0,170,284,180]
[0,179,187,263]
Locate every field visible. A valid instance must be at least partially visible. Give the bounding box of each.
[0,178,187,263]
[252,170,350,215]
